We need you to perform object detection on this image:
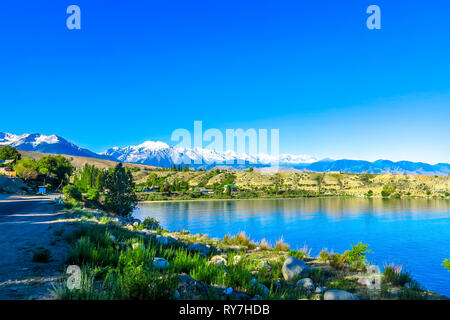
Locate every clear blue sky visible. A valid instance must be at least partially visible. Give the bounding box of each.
[1,1,449,164]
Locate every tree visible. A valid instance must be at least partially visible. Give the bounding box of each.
[38,155,74,188]
[0,146,21,161]
[103,163,137,217]
[73,164,105,192]
[14,158,39,181]
[63,184,82,202]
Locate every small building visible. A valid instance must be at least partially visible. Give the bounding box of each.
[223,184,238,193]
[0,167,17,177]
[38,186,47,194]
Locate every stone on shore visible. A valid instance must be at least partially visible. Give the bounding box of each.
[296,278,315,291]
[324,290,360,300]
[281,256,312,281]
[188,243,211,257]
[153,257,169,270]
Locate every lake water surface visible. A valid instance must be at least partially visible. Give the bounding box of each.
[133,198,450,296]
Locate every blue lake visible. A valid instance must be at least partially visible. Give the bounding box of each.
[133,198,450,296]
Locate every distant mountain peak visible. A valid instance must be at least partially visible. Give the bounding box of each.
[0,132,113,161]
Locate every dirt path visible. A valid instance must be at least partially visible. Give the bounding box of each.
[0,194,72,299]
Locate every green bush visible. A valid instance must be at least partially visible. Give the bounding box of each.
[63,185,83,202]
[383,264,412,286]
[443,259,450,272]
[142,217,161,230]
[344,242,371,271]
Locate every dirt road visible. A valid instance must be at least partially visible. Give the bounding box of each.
[0,194,71,299]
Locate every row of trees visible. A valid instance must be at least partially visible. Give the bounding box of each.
[14,155,74,188]
[2,146,137,217]
[65,163,137,217]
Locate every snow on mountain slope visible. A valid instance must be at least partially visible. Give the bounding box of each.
[102,140,317,167]
[0,132,112,160]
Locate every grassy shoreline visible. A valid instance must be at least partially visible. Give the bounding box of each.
[48,206,446,300]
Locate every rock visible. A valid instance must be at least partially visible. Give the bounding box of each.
[155,235,168,245]
[296,278,315,291]
[324,290,360,300]
[367,265,381,274]
[259,284,270,296]
[178,274,210,300]
[153,257,169,270]
[281,256,312,281]
[188,243,211,257]
[209,255,227,267]
[252,295,262,300]
[141,229,158,235]
[173,289,181,300]
[251,271,259,276]
[358,276,380,290]
[314,286,325,293]
[251,279,269,296]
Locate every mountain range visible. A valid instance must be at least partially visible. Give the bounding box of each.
[1,132,449,175]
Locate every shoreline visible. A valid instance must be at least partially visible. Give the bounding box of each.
[138,195,449,204]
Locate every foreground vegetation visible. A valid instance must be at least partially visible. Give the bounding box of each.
[47,208,445,300]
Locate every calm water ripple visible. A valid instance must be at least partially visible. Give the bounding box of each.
[133,198,450,296]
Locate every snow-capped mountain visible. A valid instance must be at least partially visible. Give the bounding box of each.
[0,132,112,160]
[102,141,317,167]
[2,132,449,175]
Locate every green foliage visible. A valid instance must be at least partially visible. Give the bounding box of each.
[274,237,290,252]
[443,259,450,272]
[344,242,371,270]
[67,236,119,267]
[14,157,39,181]
[32,247,51,262]
[326,276,357,291]
[366,190,374,197]
[318,249,330,262]
[381,184,396,198]
[142,217,160,230]
[86,188,100,201]
[63,184,83,202]
[383,264,412,286]
[103,163,138,217]
[0,146,21,161]
[329,253,347,270]
[73,164,106,192]
[38,155,74,188]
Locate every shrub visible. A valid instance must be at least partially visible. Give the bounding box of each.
[318,249,330,262]
[67,237,119,267]
[274,237,290,252]
[115,265,178,300]
[142,217,160,230]
[32,247,51,262]
[259,238,271,250]
[443,259,450,272]
[86,188,100,201]
[63,185,83,202]
[383,263,412,286]
[289,245,311,260]
[344,242,371,271]
[326,276,357,291]
[329,253,347,270]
